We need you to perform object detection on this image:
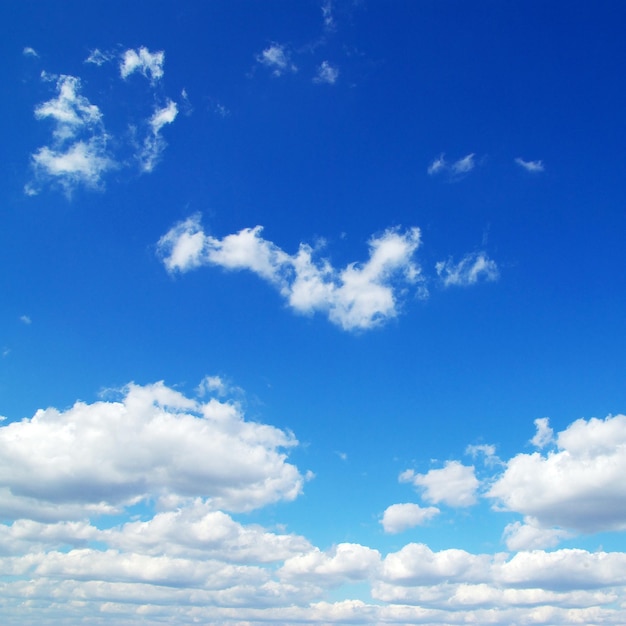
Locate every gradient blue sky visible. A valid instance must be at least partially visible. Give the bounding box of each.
[2,1,626,624]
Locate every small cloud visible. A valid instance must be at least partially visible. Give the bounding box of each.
[23,47,39,58]
[137,99,178,173]
[19,315,32,325]
[436,252,499,287]
[381,503,439,534]
[85,49,113,66]
[313,61,339,85]
[427,153,476,179]
[466,443,501,467]
[197,375,226,397]
[2,347,9,358]
[336,451,348,461]
[321,0,336,31]
[120,47,165,82]
[256,43,297,77]
[515,157,544,173]
[530,417,554,448]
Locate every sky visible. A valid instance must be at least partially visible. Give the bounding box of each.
[1,0,626,624]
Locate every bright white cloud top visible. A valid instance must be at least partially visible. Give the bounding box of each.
[158,215,424,330]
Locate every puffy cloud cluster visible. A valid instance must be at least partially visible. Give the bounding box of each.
[27,47,178,194]
[0,381,305,522]
[158,216,425,331]
[3,390,626,624]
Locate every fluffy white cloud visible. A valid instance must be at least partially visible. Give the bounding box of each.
[427,153,476,178]
[157,215,424,331]
[436,251,499,287]
[29,75,114,193]
[515,157,545,172]
[120,47,165,82]
[381,503,439,534]
[0,381,305,521]
[256,43,297,76]
[400,461,479,507]
[138,99,179,172]
[502,518,572,551]
[530,416,554,448]
[314,61,339,84]
[488,414,626,532]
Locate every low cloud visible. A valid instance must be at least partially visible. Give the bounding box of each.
[381,503,440,534]
[158,216,425,331]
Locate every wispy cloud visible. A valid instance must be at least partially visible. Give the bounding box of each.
[321,0,336,32]
[436,252,499,287]
[256,43,298,76]
[84,48,113,66]
[28,74,114,194]
[138,99,178,172]
[515,157,544,172]
[23,46,38,58]
[19,315,32,325]
[120,46,165,82]
[313,60,339,84]
[158,216,424,331]
[427,153,476,179]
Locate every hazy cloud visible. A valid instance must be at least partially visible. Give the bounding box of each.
[120,46,165,82]
[314,61,339,84]
[436,252,499,287]
[515,157,544,172]
[427,153,476,179]
[256,43,297,76]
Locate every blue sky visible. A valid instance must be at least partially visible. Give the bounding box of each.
[2,1,626,624]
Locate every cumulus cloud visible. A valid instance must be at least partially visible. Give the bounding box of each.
[313,61,339,84]
[400,461,479,507]
[120,46,165,82]
[515,157,545,172]
[489,414,626,533]
[381,503,439,534]
[502,518,572,551]
[29,74,114,193]
[530,417,554,448]
[256,43,297,76]
[436,251,499,287]
[0,381,305,521]
[157,215,424,331]
[427,153,476,178]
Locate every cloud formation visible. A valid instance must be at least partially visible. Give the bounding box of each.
[436,252,499,287]
[0,381,305,522]
[515,157,544,172]
[120,46,165,82]
[314,61,339,84]
[158,216,424,331]
[381,503,440,534]
[256,43,297,76]
[427,153,476,178]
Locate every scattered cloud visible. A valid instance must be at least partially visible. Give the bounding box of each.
[381,503,440,534]
[138,99,178,172]
[313,60,339,84]
[436,251,499,287]
[120,46,165,82]
[427,153,476,179]
[23,46,38,58]
[29,74,114,194]
[400,461,479,507]
[256,43,298,76]
[466,443,501,467]
[488,414,626,533]
[515,157,544,172]
[19,315,31,325]
[321,0,336,32]
[530,417,554,448]
[84,48,113,66]
[158,215,424,331]
[502,517,573,551]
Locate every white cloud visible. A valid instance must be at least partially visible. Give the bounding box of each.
[466,443,501,467]
[256,43,297,76]
[314,61,339,84]
[488,413,626,532]
[84,48,112,66]
[502,518,572,551]
[427,153,476,178]
[0,381,305,522]
[436,251,499,287]
[515,157,544,172]
[23,46,38,57]
[400,461,479,507]
[157,216,424,331]
[138,99,178,172]
[120,47,165,82]
[381,503,439,534]
[530,417,554,448]
[29,75,114,193]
